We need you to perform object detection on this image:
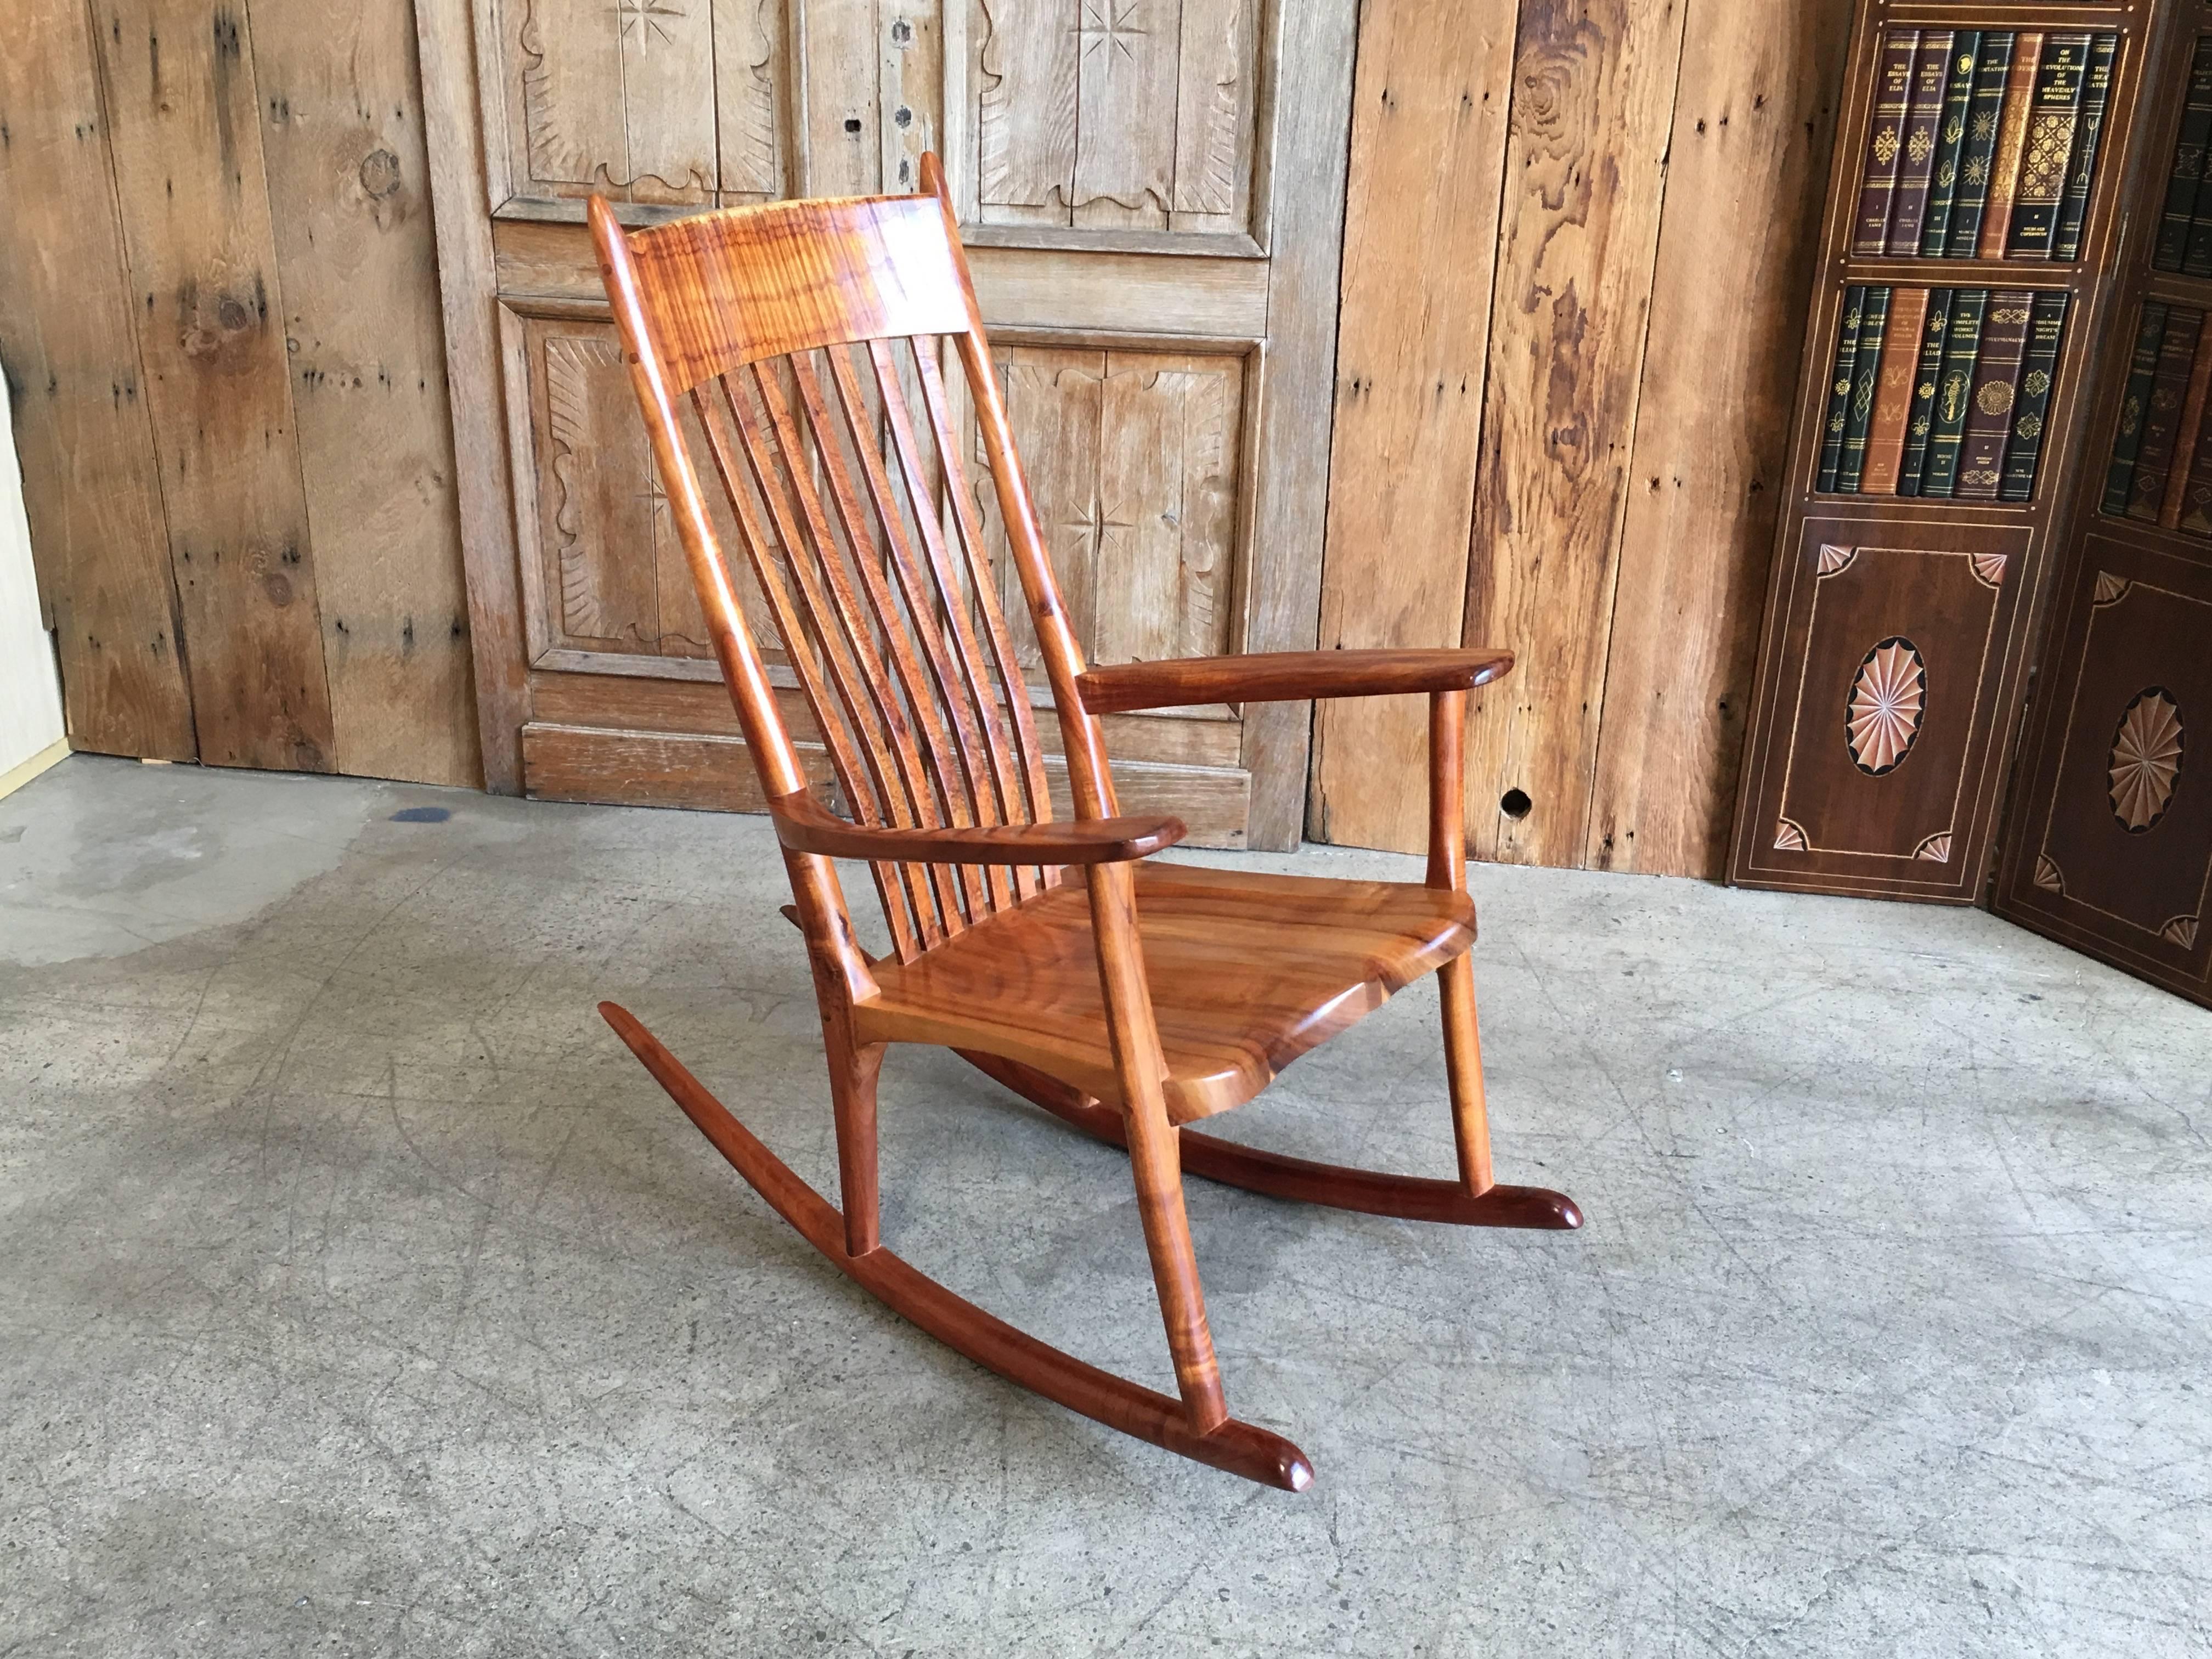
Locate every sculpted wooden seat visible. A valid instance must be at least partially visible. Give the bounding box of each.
[588,157,1581,1492]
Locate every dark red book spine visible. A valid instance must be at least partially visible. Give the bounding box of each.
[1889,33,1955,254]
[1855,31,1922,255]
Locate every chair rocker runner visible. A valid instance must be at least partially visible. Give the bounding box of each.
[587,156,1582,1491]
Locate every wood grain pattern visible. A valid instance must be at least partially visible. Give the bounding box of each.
[852,860,1475,1121]
[253,0,479,785]
[1461,0,1689,867]
[1079,647,1513,714]
[1239,0,1359,848]
[96,0,336,771]
[1308,0,1517,851]
[1584,0,1852,877]
[418,0,530,791]
[0,0,195,760]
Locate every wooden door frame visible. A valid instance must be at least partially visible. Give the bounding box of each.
[414,0,1357,847]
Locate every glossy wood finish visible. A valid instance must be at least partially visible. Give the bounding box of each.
[1076,648,1516,715]
[853,861,1478,1122]
[589,159,1578,1487]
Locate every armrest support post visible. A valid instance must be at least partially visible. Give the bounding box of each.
[1427,689,1467,894]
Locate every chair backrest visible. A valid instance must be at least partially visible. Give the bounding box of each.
[589,162,1120,967]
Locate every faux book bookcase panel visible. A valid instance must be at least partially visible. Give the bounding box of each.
[1851,27,2116,262]
[1996,531,2212,995]
[1737,518,2028,899]
[1818,285,2070,499]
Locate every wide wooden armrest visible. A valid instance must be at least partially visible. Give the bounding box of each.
[1075,648,1514,714]
[770,790,1184,865]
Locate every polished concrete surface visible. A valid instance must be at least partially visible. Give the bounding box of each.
[2,754,2207,1657]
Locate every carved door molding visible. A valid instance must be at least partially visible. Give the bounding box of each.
[419,0,1356,848]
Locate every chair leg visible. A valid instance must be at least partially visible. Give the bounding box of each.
[1121,1095,1228,1434]
[1438,953,1494,1195]
[828,1037,885,1257]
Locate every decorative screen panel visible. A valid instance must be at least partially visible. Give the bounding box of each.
[969,344,1246,691]
[500,0,783,207]
[967,0,1261,237]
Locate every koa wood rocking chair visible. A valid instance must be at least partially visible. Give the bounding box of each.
[588,157,1581,1491]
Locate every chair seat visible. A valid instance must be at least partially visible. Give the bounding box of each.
[851,861,1476,1122]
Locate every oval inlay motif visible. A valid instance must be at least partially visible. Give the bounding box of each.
[2110,688,2184,833]
[1846,637,1927,776]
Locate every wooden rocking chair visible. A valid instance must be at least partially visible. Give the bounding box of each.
[588,157,1581,1491]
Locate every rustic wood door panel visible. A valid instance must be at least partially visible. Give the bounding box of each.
[425,0,1354,847]
[1734,516,2029,898]
[1996,532,2212,1001]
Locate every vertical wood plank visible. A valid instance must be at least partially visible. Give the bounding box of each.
[716,0,784,198]
[1460,0,1689,866]
[0,0,196,760]
[804,0,882,195]
[1585,0,1854,877]
[1307,0,1517,852]
[416,0,527,791]
[879,0,942,196]
[1240,0,1359,849]
[94,0,335,771]
[251,0,479,786]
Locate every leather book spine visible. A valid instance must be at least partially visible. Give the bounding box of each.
[1818,287,1867,494]
[2006,34,2089,260]
[2104,303,2171,516]
[2162,317,2212,526]
[1998,292,2069,503]
[1889,33,1954,255]
[1854,31,1921,256]
[1899,289,1955,495]
[1948,33,2015,258]
[1922,290,1987,498]
[1920,33,1982,257]
[1978,33,2045,259]
[1957,290,2034,500]
[2180,385,2212,535]
[2125,307,2205,522]
[1838,287,1892,494]
[1862,287,1930,494]
[2050,32,2115,263]
[2157,38,2212,272]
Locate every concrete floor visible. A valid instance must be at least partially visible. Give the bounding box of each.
[1,755,2207,1657]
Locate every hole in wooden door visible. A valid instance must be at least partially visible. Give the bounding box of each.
[1500,788,1532,820]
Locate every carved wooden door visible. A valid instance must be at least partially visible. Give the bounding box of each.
[417,0,1356,849]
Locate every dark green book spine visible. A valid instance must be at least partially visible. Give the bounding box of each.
[2051,32,2115,262]
[1999,292,2069,501]
[2006,35,2089,259]
[2157,38,2212,272]
[1899,290,1954,495]
[2104,303,2171,515]
[1920,32,1982,256]
[1922,290,1987,497]
[1818,288,1867,493]
[1949,34,2016,257]
[1837,288,1892,493]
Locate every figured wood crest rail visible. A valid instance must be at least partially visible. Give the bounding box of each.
[588,154,1580,1489]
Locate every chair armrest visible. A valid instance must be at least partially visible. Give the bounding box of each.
[769,790,1185,866]
[1075,648,1514,714]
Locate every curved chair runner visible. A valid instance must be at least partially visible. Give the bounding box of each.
[589,157,1581,1491]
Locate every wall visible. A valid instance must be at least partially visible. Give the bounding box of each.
[0,0,475,786]
[0,0,1858,876]
[0,356,67,783]
[1312,0,1858,877]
